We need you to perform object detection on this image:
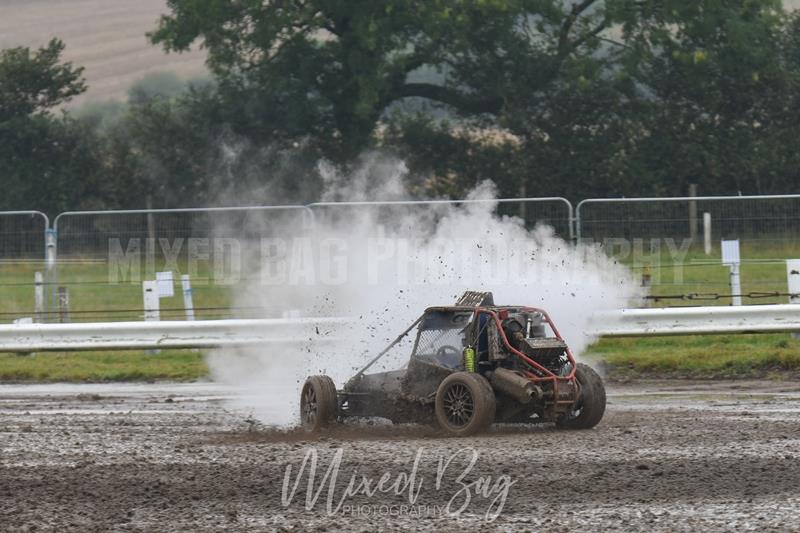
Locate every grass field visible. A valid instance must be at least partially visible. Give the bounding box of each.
[0,261,235,322]
[587,333,800,379]
[3,243,798,321]
[619,242,800,306]
[0,350,206,382]
[5,241,798,322]
[1,241,800,382]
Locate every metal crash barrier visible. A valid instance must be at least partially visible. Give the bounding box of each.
[0,306,799,352]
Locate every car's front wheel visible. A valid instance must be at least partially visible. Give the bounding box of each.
[300,375,338,431]
[556,363,606,430]
[435,372,496,436]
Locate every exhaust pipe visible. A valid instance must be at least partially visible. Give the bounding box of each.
[489,367,541,404]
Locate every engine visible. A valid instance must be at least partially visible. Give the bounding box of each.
[501,312,569,374]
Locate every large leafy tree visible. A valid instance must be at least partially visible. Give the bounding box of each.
[616,0,790,195]
[143,0,800,200]
[150,0,622,159]
[0,39,86,122]
[0,39,102,214]
[98,85,326,209]
[393,0,795,198]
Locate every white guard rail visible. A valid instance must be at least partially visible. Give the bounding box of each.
[590,304,800,337]
[0,305,799,352]
[0,318,347,352]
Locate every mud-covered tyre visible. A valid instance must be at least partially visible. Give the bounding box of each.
[435,372,496,436]
[300,375,338,431]
[556,363,606,430]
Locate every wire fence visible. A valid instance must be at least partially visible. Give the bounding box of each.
[0,211,48,260]
[3,194,797,261]
[54,206,314,260]
[577,195,800,252]
[2,194,800,323]
[307,197,574,239]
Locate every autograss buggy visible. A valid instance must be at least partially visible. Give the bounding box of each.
[301,291,605,436]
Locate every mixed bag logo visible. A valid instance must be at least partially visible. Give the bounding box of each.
[282,447,516,522]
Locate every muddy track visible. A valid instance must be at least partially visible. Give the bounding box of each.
[1,381,799,531]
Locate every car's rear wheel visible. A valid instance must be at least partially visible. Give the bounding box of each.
[435,372,496,436]
[300,375,338,431]
[556,363,606,430]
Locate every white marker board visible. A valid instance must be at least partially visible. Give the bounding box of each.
[156,271,174,298]
[721,240,740,265]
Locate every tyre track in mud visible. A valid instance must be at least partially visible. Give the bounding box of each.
[1,381,799,531]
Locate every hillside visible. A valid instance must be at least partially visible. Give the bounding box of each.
[0,0,207,106]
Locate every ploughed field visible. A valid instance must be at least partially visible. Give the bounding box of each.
[0,0,206,106]
[1,380,799,531]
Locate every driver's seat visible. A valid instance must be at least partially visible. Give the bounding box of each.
[435,346,463,369]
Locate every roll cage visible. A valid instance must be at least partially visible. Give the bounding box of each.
[348,305,578,391]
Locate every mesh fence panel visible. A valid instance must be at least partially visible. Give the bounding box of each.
[309,198,573,239]
[0,212,48,260]
[577,196,800,251]
[55,207,314,260]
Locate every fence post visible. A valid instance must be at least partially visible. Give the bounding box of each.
[45,227,58,322]
[689,184,698,241]
[57,287,70,323]
[45,228,57,269]
[703,213,712,255]
[729,264,742,306]
[181,275,195,321]
[143,281,160,322]
[565,198,576,242]
[575,200,586,243]
[787,260,800,340]
[145,194,156,242]
[34,272,44,323]
[722,240,742,306]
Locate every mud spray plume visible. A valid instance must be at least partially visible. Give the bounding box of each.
[208,156,642,426]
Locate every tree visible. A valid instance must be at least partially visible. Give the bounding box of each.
[146,0,800,200]
[150,0,622,160]
[98,85,325,209]
[391,1,796,199]
[0,40,102,214]
[0,116,103,214]
[617,0,789,195]
[0,39,86,121]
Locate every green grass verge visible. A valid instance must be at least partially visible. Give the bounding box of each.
[0,350,209,382]
[3,334,799,383]
[588,333,800,379]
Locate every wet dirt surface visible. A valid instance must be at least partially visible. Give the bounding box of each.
[1,380,799,531]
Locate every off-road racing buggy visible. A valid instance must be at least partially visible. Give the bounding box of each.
[300,292,605,436]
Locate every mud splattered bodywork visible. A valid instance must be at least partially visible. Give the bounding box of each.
[302,291,605,435]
